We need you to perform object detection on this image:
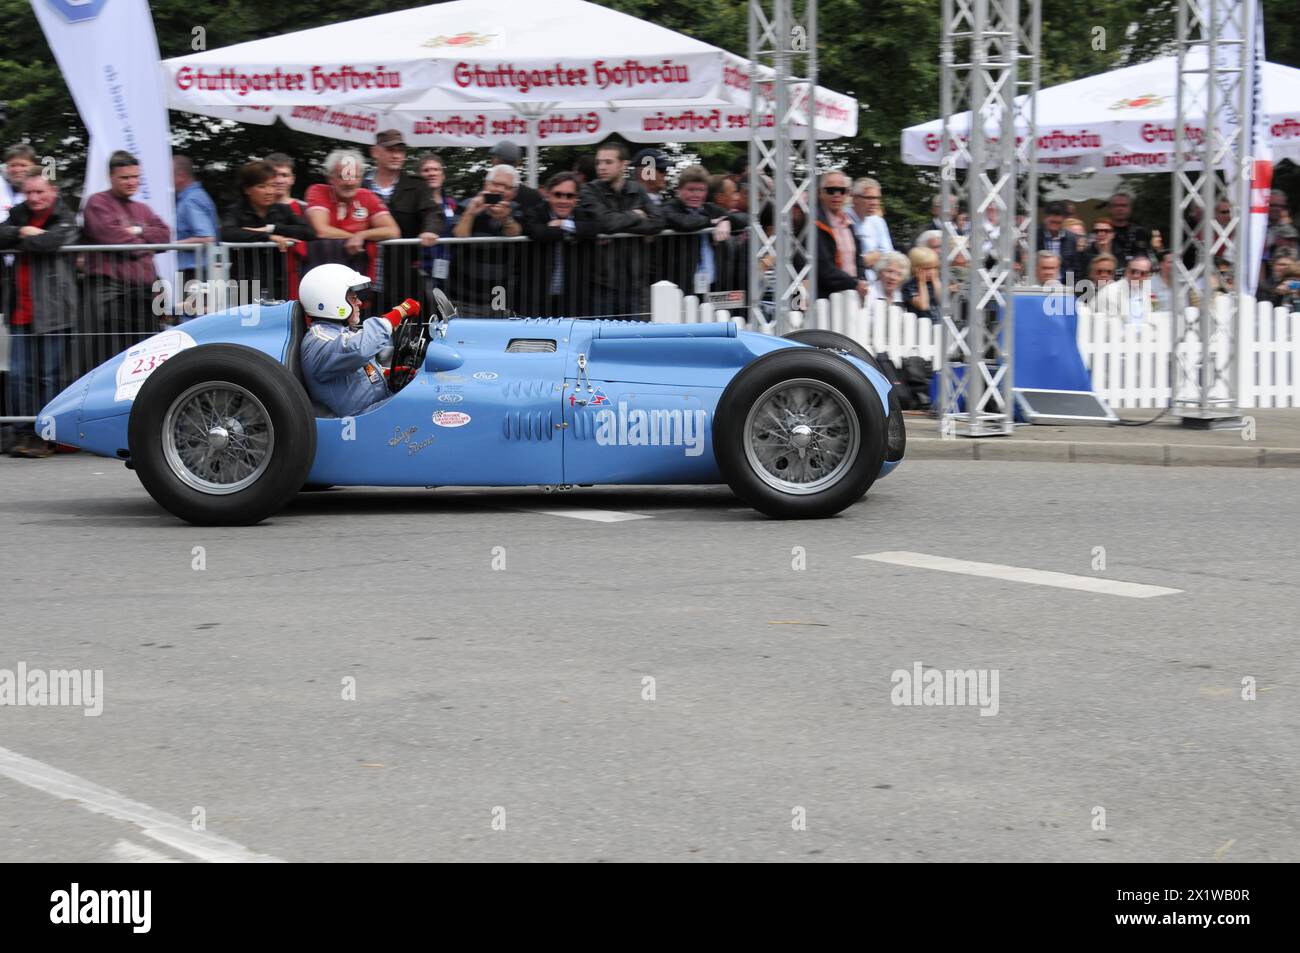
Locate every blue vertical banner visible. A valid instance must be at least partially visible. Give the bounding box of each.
[32,0,176,284]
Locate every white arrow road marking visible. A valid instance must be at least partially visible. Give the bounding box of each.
[0,745,283,863]
[110,839,181,863]
[522,508,653,523]
[855,551,1183,599]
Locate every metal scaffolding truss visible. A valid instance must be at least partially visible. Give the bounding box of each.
[747,0,818,334]
[1170,0,1249,424]
[937,0,1039,438]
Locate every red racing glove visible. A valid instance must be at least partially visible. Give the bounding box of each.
[380,299,421,334]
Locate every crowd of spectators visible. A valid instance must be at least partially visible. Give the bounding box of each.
[830,179,1300,328]
[0,133,768,456]
[1,126,1297,456]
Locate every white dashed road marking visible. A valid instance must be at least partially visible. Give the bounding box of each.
[0,745,283,863]
[855,551,1183,599]
[522,508,653,523]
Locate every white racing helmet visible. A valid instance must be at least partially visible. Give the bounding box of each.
[299,264,371,322]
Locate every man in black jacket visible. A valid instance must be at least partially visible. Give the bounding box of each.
[450,164,524,317]
[519,172,599,317]
[813,170,867,300]
[1106,190,1151,270]
[363,130,439,311]
[661,164,748,296]
[0,169,78,457]
[576,140,664,319]
[1034,200,1084,283]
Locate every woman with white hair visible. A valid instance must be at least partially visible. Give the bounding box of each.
[868,250,911,306]
[913,229,943,254]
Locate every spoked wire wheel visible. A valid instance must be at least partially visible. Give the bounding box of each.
[742,378,860,495]
[162,381,276,494]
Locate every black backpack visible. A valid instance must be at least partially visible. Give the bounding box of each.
[898,356,934,412]
[874,355,918,411]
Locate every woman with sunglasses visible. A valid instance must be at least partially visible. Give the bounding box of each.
[1080,218,1115,284]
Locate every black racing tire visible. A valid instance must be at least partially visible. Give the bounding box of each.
[783,328,904,463]
[714,348,887,519]
[885,388,906,463]
[782,328,884,375]
[128,344,316,526]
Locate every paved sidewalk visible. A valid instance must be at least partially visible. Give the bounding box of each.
[906,407,1300,467]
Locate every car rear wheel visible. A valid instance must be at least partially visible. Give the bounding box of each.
[714,349,886,518]
[783,328,904,463]
[783,328,882,374]
[128,345,316,525]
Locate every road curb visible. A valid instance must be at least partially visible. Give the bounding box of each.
[907,437,1300,468]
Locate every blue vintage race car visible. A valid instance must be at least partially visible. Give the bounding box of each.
[39,293,904,524]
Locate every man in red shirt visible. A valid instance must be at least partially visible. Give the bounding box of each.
[304,149,398,312]
[80,150,172,367]
[0,169,79,457]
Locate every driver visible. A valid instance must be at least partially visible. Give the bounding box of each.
[298,263,420,417]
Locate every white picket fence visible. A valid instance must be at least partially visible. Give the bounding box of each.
[648,281,1300,409]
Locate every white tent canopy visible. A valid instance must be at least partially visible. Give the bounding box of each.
[902,50,1300,173]
[164,0,857,146]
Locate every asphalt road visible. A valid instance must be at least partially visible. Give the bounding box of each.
[1,454,1297,862]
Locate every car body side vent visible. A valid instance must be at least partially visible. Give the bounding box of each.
[506,338,557,353]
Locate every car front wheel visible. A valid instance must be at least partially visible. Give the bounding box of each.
[128,345,316,525]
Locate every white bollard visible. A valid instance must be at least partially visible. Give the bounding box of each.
[650,280,683,324]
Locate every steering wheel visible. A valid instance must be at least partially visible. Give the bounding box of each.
[430,288,458,331]
[387,312,429,393]
[388,289,458,393]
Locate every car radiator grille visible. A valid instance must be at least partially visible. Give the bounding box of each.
[506,339,558,353]
[502,410,555,441]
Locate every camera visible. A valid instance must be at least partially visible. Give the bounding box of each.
[483,193,502,205]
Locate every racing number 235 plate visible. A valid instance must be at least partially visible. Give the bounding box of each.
[114,330,198,402]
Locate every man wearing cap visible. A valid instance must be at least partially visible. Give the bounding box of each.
[363,130,439,312]
[631,148,669,206]
[489,141,544,217]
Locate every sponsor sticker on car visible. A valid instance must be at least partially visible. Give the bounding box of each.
[114,330,198,402]
[431,411,471,428]
[472,370,499,382]
[437,392,464,404]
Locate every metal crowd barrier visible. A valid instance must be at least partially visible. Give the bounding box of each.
[1,229,743,437]
[0,242,210,440]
